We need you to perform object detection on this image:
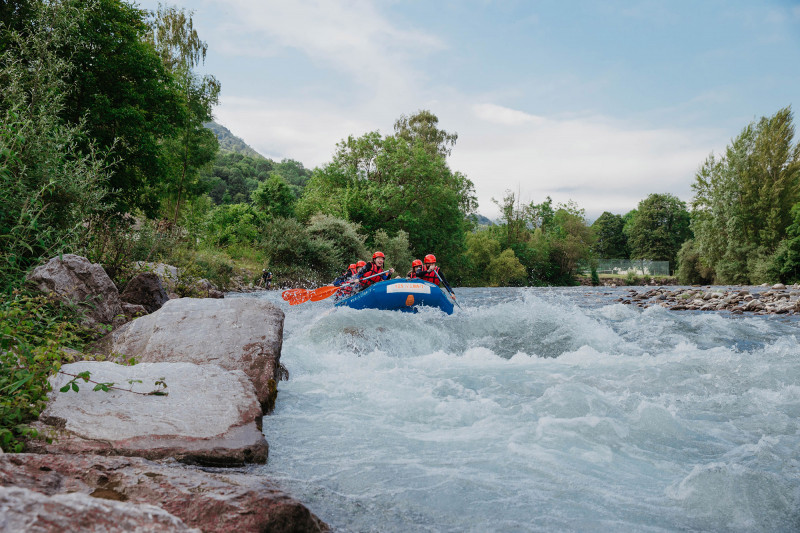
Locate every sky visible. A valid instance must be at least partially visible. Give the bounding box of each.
[137,0,800,220]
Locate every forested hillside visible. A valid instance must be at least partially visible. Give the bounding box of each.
[204,121,265,159]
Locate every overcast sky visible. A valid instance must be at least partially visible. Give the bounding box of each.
[137,0,800,220]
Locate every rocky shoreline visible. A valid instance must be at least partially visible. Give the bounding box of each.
[615,283,800,315]
[1,254,328,532]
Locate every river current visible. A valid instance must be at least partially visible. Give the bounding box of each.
[239,287,800,532]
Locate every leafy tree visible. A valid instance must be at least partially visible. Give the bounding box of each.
[0,1,108,289]
[297,111,477,271]
[393,109,458,158]
[251,174,296,219]
[488,249,527,286]
[675,239,714,285]
[147,4,220,223]
[591,211,628,258]
[627,193,691,269]
[770,203,800,283]
[464,230,502,285]
[692,107,800,283]
[306,214,368,267]
[373,229,413,273]
[57,0,185,216]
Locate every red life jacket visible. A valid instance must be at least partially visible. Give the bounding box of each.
[419,266,440,285]
[359,262,385,288]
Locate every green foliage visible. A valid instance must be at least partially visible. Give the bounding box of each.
[204,121,264,159]
[307,214,368,266]
[627,193,691,269]
[373,229,412,273]
[260,217,340,280]
[590,267,600,286]
[692,107,800,283]
[297,111,477,272]
[251,174,296,219]
[464,230,502,285]
[147,4,220,224]
[591,212,629,258]
[676,239,715,285]
[0,293,96,452]
[0,3,108,291]
[769,204,800,283]
[488,249,527,286]
[58,0,185,216]
[203,203,263,246]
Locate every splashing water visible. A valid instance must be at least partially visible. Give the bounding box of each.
[235,287,800,532]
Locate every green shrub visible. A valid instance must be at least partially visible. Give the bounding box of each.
[373,229,412,273]
[488,249,527,286]
[307,214,368,266]
[0,293,96,452]
[676,239,715,285]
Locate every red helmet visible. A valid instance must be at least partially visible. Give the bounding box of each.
[348,263,356,271]
[424,254,436,264]
[372,251,385,259]
[411,259,423,268]
[356,260,366,268]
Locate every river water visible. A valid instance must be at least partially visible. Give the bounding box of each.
[242,287,800,532]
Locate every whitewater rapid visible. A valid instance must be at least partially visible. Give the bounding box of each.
[239,287,800,532]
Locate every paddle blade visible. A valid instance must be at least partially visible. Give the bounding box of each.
[282,288,311,305]
[281,288,307,302]
[309,285,339,302]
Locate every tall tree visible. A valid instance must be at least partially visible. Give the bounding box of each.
[148,3,220,224]
[692,107,800,283]
[58,0,185,216]
[297,111,477,271]
[591,211,629,258]
[627,193,691,269]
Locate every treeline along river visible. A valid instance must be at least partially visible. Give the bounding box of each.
[232,287,800,532]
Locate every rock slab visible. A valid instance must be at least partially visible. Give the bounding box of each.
[0,454,329,532]
[103,298,285,412]
[26,254,123,326]
[30,361,268,466]
[0,485,198,532]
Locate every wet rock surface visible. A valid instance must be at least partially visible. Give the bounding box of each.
[615,283,800,315]
[28,361,268,467]
[0,454,329,532]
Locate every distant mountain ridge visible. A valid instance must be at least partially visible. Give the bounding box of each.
[204,121,265,159]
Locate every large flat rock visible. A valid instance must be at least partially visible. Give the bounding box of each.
[0,485,198,532]
[30,361,268,466]
[101,298,284,412]
[0,454,329,532]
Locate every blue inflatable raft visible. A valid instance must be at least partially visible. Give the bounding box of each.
[335,278,455,314]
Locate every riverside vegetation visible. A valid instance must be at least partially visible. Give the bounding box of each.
[1,0,800,453]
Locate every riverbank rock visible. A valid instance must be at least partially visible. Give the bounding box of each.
[101,298,285,412]
[0,454,329,532]
[26,254,123,327]
[120,272,169,313]
[29,361,268,466]
[134,262,180,291]
[0,485,197,532]
[616,285,800,315]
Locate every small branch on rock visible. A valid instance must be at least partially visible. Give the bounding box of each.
[58,370,168,396]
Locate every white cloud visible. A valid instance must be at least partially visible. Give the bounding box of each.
[211,0,444,98]
[473,103,544,126]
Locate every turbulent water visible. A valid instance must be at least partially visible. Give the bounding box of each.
[238,287,800,532]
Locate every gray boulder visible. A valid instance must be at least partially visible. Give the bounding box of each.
[120,272,169,313]
[102,298,284,412]
[0,454,329,532]
[0,486,198,532]
[26,254,122,326]
[134,262,179,290]
[29,361,268,466]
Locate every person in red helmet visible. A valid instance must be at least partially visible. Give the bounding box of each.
[357,251,395,289]
[419,254,454,295]
[332,263,358,287]
[407,259,424,279]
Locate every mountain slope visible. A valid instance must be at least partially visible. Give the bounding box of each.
[204,121,264,159]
